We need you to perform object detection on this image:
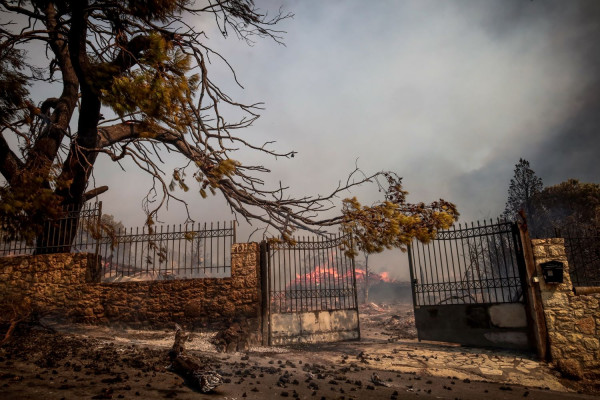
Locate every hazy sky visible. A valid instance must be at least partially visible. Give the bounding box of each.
[17,1,600,279]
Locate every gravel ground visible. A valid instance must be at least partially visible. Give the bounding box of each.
[0,302,598,399]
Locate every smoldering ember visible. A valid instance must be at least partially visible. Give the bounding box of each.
[1,1,600,400]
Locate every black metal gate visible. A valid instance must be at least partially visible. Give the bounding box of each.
[263,234,360,345]
[408,220,532,350]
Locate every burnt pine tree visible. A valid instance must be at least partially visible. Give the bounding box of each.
[531,179,600,233]
[0,1,459,255]
[502,158,543,225]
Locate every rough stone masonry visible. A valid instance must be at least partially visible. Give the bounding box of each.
[0,243,262,341]
[532,238,600,380]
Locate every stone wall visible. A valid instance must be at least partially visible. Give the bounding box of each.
[532,238,600,380]
[0,243,261,335]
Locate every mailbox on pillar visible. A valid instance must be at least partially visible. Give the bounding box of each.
[540,261,564,284]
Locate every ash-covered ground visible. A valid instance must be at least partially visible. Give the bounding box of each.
[359,302,417,341]
[0,302,598,399]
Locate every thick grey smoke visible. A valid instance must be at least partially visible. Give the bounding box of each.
[9,0,599,280]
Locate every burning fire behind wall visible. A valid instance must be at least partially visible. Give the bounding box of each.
[355,269,412,304]
[268,237,413,314]
[268,236,359,314]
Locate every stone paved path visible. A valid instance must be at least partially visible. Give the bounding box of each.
[302,338,566,392]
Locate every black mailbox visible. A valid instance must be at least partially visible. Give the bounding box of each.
[540,261,564,284]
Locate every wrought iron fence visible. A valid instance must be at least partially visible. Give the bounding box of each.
[267,233,358,313]
[100,221,235,281]
[0,202,102,256]
[560,227,600,287]
[408,220,526,306]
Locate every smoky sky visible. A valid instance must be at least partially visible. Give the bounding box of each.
[7,0,600,279]
[451,0,600,221]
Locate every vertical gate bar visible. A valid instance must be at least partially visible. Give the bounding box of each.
[432,236,444,303]
[332,239,339,310]
[466,223,482,303]
[511,223,529,300]
[203,222,207,275]
[115,227,121,277]
[506,222,520,295]
[125,227,130,276]
[437,236,452,304]
[285,241,290,312]
[448,224,466,303]
[144,225,149,277]
[438,239,454,304]
[477,220,495,302]
[172,224,177,275]
[295,236,302,312]
[329,238,336,309]
[414,240,425,305]
[298,238,304,311]
[327,238,334,310]
[177,224,182,276]
[133,226,138,279]
[492,221,507,302]
[345,234,353,308]
[349,234,360,339]
[164,224,170,276]
[311,237,316,311]
[477,220,498,303]
[209,222,213,274]
[455,224,472,304]
[94,202,102,279]
[259,241,268,345]
[316,237,323,310]
[186,223,191,276]
[338,234,347,310]
[489,220,506,302]
[497,220,512,299]
[339,233,358,308]
[277,241,282,313]
[327,237,333,310]
[122,228,127,277]
[304,237,312,312]
[482,221,497,302]
[48,212,54,253]
[471,222,485,302]
[407,243,419,310]
[287,238,293,312]
[288,236,298,312]
[313,237,318,310]
[216,221,220,275]
[338,238,345,310]
[458,224,473,302]
[426,237,438,305]
[141,226,145,278]
[336,235,343,309]
[324,237,333,310]
[266,242,273,346]
[313,237,321,311]
[326,239,333,309]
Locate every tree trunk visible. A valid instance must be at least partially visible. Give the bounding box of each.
[33,203,82,254]
[169,325,222,393]
[364,253,369,303]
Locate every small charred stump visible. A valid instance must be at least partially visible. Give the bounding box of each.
[168,325,222,393]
